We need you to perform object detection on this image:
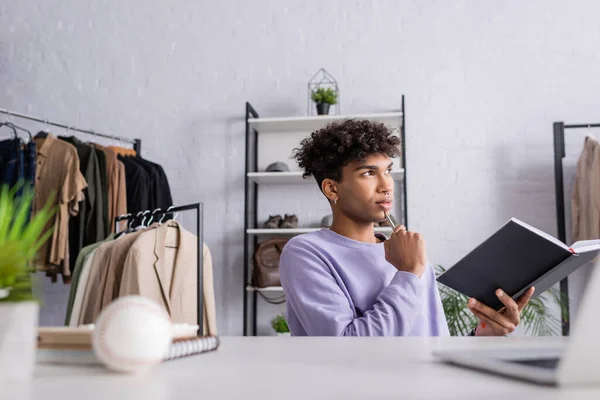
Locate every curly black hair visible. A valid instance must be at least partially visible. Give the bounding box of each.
[293,119,401,189]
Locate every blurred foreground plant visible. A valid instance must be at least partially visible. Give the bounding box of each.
[0,183,55,302]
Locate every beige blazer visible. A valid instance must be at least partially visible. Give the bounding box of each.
[119,221,217,335]
[572,136,600,242]
[99,225,158,313]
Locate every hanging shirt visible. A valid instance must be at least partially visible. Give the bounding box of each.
[95,147,109,234]
[59,137,105,270]
[119,155,150,214]
[144,158,173,210]
[0,138,36,214]
[280,229,450,337]
[33,134,87,281]
[94,144,128,234]
[572,136,600,242]
[64,233,115,325]
[127,156,159,209]
[68,248,98,326]
[115,160,127,231]
[0,137,24,189]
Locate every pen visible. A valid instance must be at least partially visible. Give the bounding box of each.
[385,212,398,229]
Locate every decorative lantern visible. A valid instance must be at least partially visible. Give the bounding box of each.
[307,68,339,116]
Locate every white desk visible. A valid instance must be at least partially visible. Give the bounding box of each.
[6,337,600,399]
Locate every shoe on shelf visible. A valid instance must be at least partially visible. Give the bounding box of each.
[264,215,282,229]
[280,214,299,229]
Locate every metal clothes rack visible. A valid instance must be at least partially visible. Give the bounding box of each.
[553,121,600,336]
[0,107,142,154]
[114,202,205,336]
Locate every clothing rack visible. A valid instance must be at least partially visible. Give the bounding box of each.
[553,121,600,336]
[0,107,142,154]
[114,202,205,336]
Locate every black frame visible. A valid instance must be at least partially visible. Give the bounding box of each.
[243,97,407,336]
[115,202,205,336]
[553,121,600,336]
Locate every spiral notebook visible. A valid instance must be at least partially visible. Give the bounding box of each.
[37,335,221,366]
[164,335,220,361]
[37,324,201,350]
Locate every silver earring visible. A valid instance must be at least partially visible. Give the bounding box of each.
[334,198,338,205]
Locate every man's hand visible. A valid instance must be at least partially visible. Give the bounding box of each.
[384,225,427,278]
[468,287,536,336]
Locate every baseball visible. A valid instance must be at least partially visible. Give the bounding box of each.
[92,295,172,373]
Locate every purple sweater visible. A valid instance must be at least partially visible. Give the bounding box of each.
[279,229,450,336]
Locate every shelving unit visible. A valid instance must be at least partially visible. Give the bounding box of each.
[243,97,407,336]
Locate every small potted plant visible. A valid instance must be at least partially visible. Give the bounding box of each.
[0,183,55,383]
[271,313,290,336]
[311,87,337,115]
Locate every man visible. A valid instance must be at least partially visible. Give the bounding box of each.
[279,119,535,336]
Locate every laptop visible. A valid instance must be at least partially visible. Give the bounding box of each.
[433,253,600,386]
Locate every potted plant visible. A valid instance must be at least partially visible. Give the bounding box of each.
[271,313,290,336]
[435,265,567,336]
[0,183,55,383]
[311,87,337,115]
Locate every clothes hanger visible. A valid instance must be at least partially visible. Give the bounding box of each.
[133,211,144,230]
[34,119,51,139]
[5,122,33,141]
[139,210,151,228]
[63,125,72,140]
[147,208,162,225]
[125,211,143,233]
[0,121,18,139]
[585,125,596,141]
[162,206,180,248]
[0,111,18,139]
[114,212,132,237]
[160,206,179,225]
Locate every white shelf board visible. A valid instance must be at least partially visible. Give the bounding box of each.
[246,286,284,292]
[247,227,393,236]
[248,112,403,133]
[247,169,404,185]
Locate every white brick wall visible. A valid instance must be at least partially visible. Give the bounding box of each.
[2,0,600,335]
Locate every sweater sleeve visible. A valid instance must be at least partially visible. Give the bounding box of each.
[279,240,424,336]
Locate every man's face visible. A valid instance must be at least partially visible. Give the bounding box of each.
[336,153,394,223]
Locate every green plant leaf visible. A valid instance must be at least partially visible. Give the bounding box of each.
[271,313,290,333]
[435,264,564,336]
[8,186,34,241]
[0,185,12,242]
[311,87,337,105]
[0,183,57,303]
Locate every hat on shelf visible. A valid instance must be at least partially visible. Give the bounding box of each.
[265,161,290,172]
